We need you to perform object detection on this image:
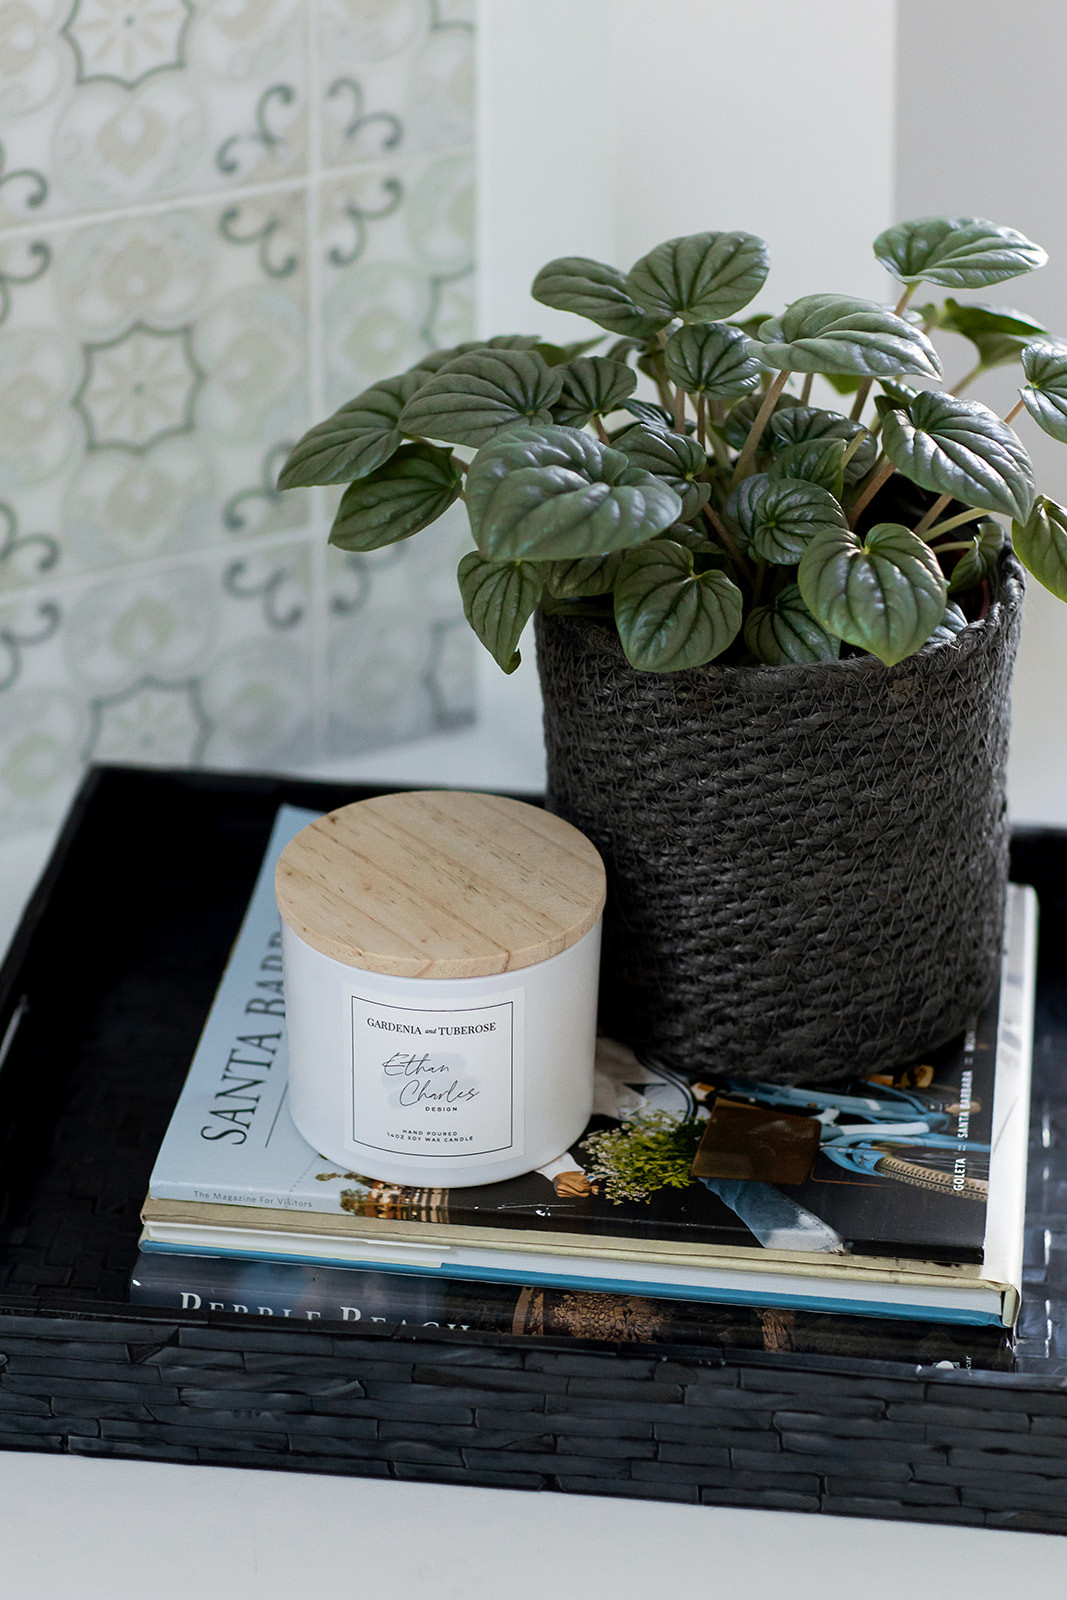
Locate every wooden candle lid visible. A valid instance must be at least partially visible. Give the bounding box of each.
[275,790,606,980]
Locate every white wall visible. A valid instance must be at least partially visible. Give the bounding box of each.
[896,0,1067,824]
[476,0,616,338]
[611,0,896,306]
[480,0,897,317]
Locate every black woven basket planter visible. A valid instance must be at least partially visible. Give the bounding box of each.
[536,553,1025,1086]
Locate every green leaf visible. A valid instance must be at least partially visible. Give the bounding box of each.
[721,390,800,452]
[619,396,675,429]
[407,334,543,378]
[928,601,969,644]
[822,372,863,396]
[873,216,1047,288]
[278,371,423,489]
[765,405,877,486]
[744,583,841,664]
[627,232,770,324]
[729,312,773,339]
[612,423,710,521]
[530,336,604,367]
[604,336,642,364]
[614,541,743,670]
[531,256,667,338]
[547,552,626,598]
[873,394,905,423]
[399,349,563,447]
[947,518,1006,594]
[742,478,847,565]
[878,379,921,410]
[465,424,682,561]
[553,356,637,426]
[457,552,545,672]
[936,298,1047,370]
[880,390,1035,521]
[328,443,463,552]
[722,472,770,551]
[662,323,761,398]
[1019,339,1067,443]
[756,295,942,378]
[1012,495,1067,601]
[797,522,949,666]
[963,332,1037,372]
[657,522,722,556]
[767,438,846,498]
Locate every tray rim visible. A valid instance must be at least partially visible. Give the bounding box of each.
[0,761,1059,1399]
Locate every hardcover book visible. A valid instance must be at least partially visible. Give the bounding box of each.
[142,806,1036,1326]
[127,1250,1014,1370]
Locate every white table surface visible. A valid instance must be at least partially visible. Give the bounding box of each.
[1,660,1065,1594]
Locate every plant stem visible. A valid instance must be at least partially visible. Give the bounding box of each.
[593,416,611,445]
[912,492,953,539]
[926,507,987,539]
[1004,397,1025,426]
[753,556,768,606]
[929,539,980,553]
[839,428,871,474]
[729,368,791,488]
[696,393,707,450]
[849,380,873,424]
[847,454,895,526]
[949,361,986,397]
[799,372,814,405]
[894,283,917,317]
[704,507,755,586]
[706,426,731,470]
[646,339,672,411]
[849,286,918,424]
[673,384,687,432]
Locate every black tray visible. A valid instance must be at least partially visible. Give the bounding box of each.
[0,764,1066,1532]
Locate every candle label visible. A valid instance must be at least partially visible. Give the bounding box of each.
[349,988,524,1160]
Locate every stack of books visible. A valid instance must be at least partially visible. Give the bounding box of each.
[132,805,1037,1371]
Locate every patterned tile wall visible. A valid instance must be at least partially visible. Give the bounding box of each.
[0,0,477,843]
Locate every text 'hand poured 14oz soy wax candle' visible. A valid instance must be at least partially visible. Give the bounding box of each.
[275,791,606,1187]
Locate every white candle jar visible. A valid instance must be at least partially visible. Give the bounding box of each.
[275,790,606,1187]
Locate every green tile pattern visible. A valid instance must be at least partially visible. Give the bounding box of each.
[0,0,477,840]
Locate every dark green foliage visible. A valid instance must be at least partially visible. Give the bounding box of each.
[755,295,942,378]
[465,426,681,561]
[627,232,770,324]
[328,444,463,552]
[1013,497,1067,601]
[281,214,1064,671]
[880,390,1036,522]
[873,216,1047,288]
[613,541,743,671]
[798,523,949,666]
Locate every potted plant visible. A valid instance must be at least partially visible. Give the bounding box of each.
[279,215,1067,1084]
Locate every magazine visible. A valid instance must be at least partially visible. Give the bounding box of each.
[142,805,1035,1326]
[128,1249,1014,1370]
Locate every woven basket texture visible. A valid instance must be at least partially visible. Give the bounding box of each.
[535,554,1025,1086]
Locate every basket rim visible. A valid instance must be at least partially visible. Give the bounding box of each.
[536,549,1025,688]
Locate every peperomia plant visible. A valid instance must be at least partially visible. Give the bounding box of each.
[280,215,1067,673]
